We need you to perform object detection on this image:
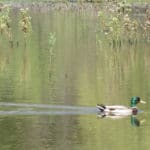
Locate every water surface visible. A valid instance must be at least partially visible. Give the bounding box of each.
[0,8,150,150]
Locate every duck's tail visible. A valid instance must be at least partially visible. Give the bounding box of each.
[97,104,106,112]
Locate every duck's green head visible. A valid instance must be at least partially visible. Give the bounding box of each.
[130,96,146,107]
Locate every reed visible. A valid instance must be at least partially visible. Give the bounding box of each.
[0,4,13,47]
[0,4,32,47]
[97,1,150,48]
[48,33,56,66]
[19,8,32,46]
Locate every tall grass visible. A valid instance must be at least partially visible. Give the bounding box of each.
[97,1,150,48]
[0,4,32,47]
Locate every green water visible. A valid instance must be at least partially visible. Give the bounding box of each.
[0,9,150,150]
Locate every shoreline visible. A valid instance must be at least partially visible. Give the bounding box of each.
[1,1,150,14]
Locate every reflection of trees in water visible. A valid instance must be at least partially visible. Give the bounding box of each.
[0,49,16,102]
[97,46,150,103]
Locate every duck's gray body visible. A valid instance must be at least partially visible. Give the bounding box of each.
[97,105,133,117]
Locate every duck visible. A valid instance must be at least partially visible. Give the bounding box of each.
[97,96,146,118]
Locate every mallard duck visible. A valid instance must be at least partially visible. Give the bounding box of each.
[97,96,146,118]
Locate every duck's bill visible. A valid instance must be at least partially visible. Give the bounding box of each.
[140,100,146,104]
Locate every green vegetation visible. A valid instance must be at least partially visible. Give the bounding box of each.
[0,4,13,47]
[19,8,32,38]
[0,4,32,47]
[19,8,32,47]
[48,32,56,66]
[97,1,150,48]
[0,0,149,49]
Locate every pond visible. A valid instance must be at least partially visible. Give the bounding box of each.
[0,6,150,150]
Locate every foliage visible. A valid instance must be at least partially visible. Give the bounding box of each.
[0,4,13,46]
[97,1,150,47]
[0,3,32,47]
[19,8,32,38]
[48,32,56,65]
[142,8,150,41]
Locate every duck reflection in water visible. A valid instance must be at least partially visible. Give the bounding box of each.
[131,116,141,127]
[97,96,146,127]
